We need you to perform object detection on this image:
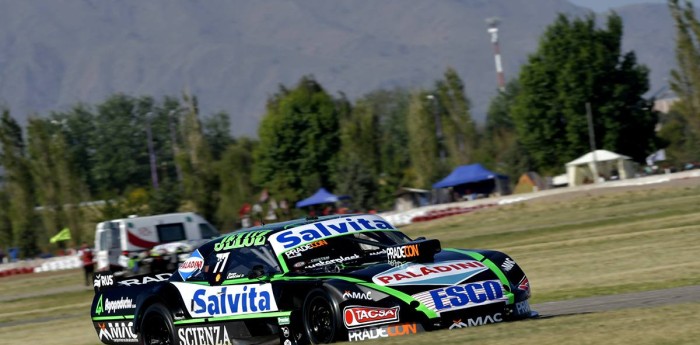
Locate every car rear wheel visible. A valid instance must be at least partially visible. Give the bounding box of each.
[139,304,175,345]
[302,289,341,344]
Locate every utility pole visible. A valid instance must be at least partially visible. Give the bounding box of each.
[486,17,506,92]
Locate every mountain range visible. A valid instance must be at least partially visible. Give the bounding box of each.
[0,0,679,137]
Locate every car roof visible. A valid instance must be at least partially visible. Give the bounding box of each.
[197,214,365,253]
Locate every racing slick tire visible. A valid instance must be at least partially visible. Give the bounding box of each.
[138,303,176,345]
[302,289,343,344]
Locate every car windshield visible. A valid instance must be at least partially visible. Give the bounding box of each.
[283,230,411,273]
[182,244,281,282]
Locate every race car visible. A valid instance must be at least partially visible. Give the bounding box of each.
[90,214,536,345]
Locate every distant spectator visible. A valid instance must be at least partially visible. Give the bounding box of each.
[79,242,94,286]
[0,248,5,264]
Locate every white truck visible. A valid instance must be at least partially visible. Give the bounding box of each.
[94,212,219,273]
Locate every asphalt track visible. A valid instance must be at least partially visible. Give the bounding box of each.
[2,284,699,329]
[532,285,700,317]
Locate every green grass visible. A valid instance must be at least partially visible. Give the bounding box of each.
[1,180,699,344]
[374,302,700,345]
[401,182,700,303]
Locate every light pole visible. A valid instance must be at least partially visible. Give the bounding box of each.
[426,94,446,163]
[486,17,506,92]
[146,111,159,189]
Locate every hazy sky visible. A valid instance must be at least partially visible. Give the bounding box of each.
[569,0,666,12]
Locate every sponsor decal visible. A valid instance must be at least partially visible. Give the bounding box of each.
[284,340,292,345]
[95,295,136,315]
[305,254,360,269]
[342,290,372,300]
[501,258,515,272]
[177,325,231,345]
[373,260,488,286]
[347,323,421,342]
[226,272,244,279]
[178,250,204,280]
[281,326,290,338]
[386,244,419,266]
[93,273,114,289]
[214,230,271,251]
[466,313,502,327]
[448,314,503,329]
[97,321,138,343]
[293,261,306,268]
[173,282,278,317]
[412,280,508,313]
[118,273,172,286]
[284,240,328,259]
[515,300,531,315]
[277,316,291,325]
[449,319,467,329]
[518,276,530,291]
[269,215,396,253]
[344,306,400,329]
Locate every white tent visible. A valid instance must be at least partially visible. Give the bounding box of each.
[565,149,636,186]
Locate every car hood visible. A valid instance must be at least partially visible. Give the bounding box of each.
[337,249,504,295]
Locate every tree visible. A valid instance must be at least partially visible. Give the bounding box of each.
[28,118,91,246]
[203,111,235,161]
[372,89,412,208]
[512,13,658,174]
[178,94,218,222]
[435,68,478,167]
[406,92,441,188]
[667,0,700,162]
[477,80,532,182]
[0,110,39,257]
[253,76,340,202]
[334,98,379,211]
[215,138,256,230]
[90,94,152,195]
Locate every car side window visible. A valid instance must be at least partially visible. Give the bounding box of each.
[202,245,280,285]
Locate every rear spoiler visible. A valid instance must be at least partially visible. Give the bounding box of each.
[93,271,173,293]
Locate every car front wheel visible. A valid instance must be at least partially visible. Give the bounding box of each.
[302,289,341,344]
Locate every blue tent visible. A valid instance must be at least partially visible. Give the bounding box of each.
[296,188,347,208]
[432,163,507,189]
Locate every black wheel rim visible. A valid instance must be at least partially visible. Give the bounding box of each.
[307,296,335,343]
[143,313,172,345]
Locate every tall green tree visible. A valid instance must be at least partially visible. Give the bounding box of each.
[49,104,98,194]
[253,76,340,202]
[477,80,531,181]
[373,89,412,208]
[216,138,256,230]
[334,98,379,211]
[435,68,478,167]
[178,94,218,221]
[667,0,700,162]
[203,111,234,161]
[512,13,658,173]
[406,92,441,188]
[91,94,152,195]
[28,118,91,246]
[0,110,39,257]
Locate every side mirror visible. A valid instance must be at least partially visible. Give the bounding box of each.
[247,265,266,279]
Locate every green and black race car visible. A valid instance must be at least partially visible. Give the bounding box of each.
[90,214,536,345]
